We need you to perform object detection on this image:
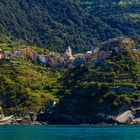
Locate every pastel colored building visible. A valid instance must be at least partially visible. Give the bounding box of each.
[0,49,4,59]
[22,48,33,58]
[4,51,12,59]
[99,51,110,60]
[114,46,120,54]
[37,55,46,63]
[0,53,4,59]
[46,53,65,67]
[93,47,100,54]
[11,48,22,56]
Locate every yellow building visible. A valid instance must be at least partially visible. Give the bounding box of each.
[0,53,4,59]
[121,37,134,49]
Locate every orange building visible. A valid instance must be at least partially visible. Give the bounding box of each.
[0,53,4,59]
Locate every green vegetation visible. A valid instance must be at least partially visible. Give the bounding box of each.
[79,0,140,37]
[0,0,121,52]
[0,0,139,52]
[0,36,140,117]
[55,48,140,115]
[0,0,140,117]
[0,36,61,115]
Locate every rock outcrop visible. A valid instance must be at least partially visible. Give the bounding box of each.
[37,105,140,125]
[115,106,140,124]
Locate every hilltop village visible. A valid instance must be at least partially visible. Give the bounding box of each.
[0,36,139,68]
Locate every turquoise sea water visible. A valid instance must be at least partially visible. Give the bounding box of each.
[0,125,140,140]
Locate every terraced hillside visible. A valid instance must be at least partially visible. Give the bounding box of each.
[0,36,61,114]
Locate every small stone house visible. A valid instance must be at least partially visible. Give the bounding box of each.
[47,100,56,108]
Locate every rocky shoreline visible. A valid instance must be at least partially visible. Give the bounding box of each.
[7,105,140,125]
[11,109,140,125]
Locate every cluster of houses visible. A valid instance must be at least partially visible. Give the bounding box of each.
[0,37,136,68]
[0,48,32,60]
[38,37,136,68]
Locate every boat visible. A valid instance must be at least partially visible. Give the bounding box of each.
[0,116,13,124]
[0,107,13,124]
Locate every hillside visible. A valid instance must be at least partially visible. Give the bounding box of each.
[36,36,140,124]
[0,0,140,123]
[55,43,140,116]
[79,0,140,37]
[0,0,121,52]
[0,36,140,124]
[0,36,61,114]
[0,0,139,52]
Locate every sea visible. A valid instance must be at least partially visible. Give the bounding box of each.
[0,125,140,140]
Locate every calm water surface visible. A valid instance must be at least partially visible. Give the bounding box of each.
[0,125,140,140]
